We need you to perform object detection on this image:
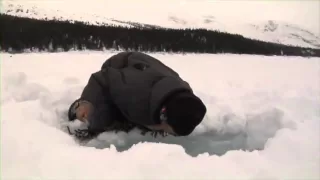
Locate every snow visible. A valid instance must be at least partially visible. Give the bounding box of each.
[1,0,319,48]
[1,51,320,179]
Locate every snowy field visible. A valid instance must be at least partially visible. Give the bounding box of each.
[1,51,320,179]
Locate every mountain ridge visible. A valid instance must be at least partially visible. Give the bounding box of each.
[1,1,319,49]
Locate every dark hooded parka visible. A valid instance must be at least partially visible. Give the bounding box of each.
[73,51,195,134]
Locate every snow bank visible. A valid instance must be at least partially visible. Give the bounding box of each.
[1,51,319,179]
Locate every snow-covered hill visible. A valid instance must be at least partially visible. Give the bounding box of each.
[1,0,319,49]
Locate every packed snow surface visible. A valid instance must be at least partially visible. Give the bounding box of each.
[1,51,320,179]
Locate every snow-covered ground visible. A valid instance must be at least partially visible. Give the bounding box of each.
[1,51,319,179]
[1,0,319,48]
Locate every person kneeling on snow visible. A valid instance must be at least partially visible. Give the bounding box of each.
[67,52,206,139]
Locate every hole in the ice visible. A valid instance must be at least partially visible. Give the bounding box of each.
[68,107,296,157]
[53,88,296,157]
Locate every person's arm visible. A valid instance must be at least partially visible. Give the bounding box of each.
[80,70,109,106]
[78,69,115,132]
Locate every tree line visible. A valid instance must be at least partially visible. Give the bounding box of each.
[0,14,319,57]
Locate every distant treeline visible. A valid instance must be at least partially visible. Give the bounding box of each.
[0,14,319,57]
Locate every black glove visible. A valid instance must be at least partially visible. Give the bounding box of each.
[154,130,170,138]
[140,128,169,138]
[66,126,96,140]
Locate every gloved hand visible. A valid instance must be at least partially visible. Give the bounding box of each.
[66,124,96,140]
[139,127,169,138]
[150,130,169,138]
